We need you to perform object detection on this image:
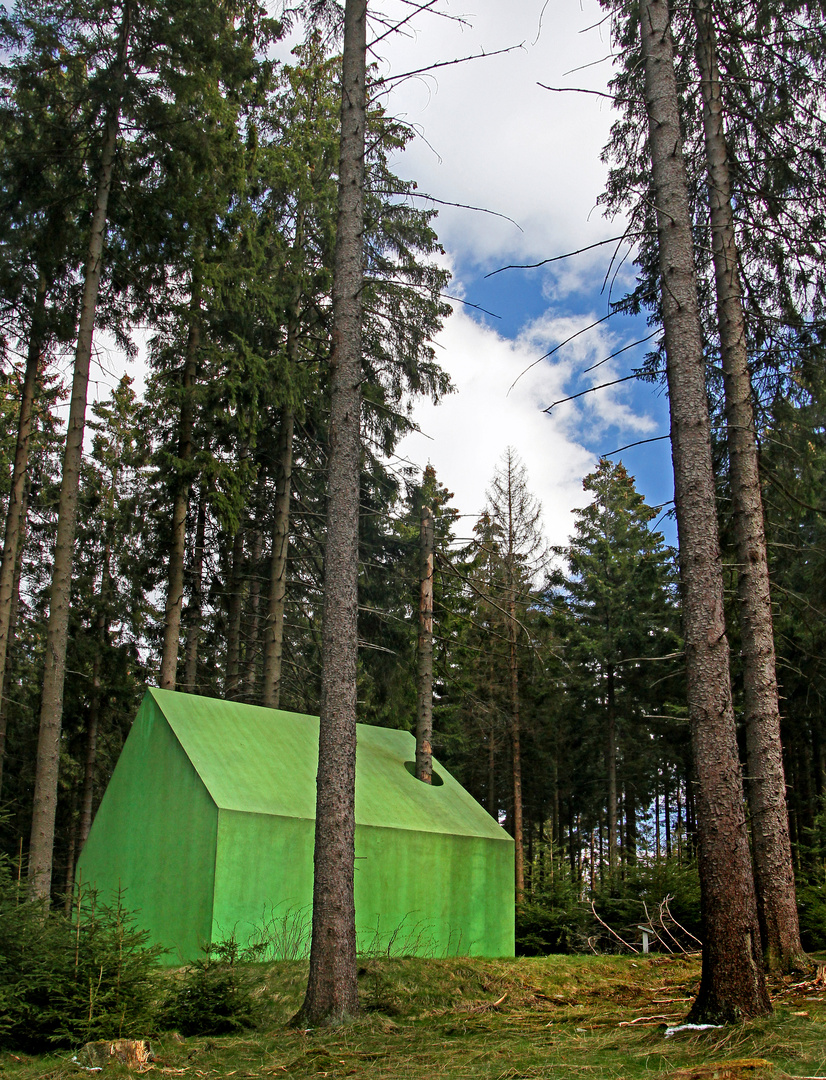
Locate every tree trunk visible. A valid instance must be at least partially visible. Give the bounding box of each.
[77,648,102,856]
[625,781,637,867]
[243,524,264,699]
[262,407,294,708]
[415,504,434,783]
[0,277,46,729]
[225,528,246,699]
[183,489,207,693]
[693,0,806,974]
[293,0,366,1028]
[159,280,201,690]
[606,664,618,875]
[509,601,524,899]
[28,4,131,903]
[638,0,770,1021]
[0,475,29,801]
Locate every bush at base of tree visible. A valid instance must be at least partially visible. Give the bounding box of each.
[0,859,162,1050]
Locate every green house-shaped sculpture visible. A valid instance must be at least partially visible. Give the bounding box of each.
[77,689,514,962]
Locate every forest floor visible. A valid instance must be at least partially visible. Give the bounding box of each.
[2,953,825,1080]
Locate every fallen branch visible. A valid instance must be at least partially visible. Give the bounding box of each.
[590,901,640,954]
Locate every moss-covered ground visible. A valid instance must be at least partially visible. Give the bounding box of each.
[2,954,825,1080]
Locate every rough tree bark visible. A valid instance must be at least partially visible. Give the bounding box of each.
[28,2,132,902]
[292,0,366,1027]
[693,0,806,974]
[159,280,201,690]
[637,0,771,1020]
[415,504,434,783]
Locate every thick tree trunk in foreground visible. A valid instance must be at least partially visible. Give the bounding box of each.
[28,8,131,901]
[262,408,294,708]
[0,278,45,726]
[693,0,806,974]
[638,0,770,1021]
[415,505,434,783]
[293,0,366,1028]
[159,285,201,690]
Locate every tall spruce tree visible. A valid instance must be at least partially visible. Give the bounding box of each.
[550,459,681,877]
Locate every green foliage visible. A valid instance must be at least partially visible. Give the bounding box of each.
[0,868,161,1050]
[516,877,591,955]
[517,858,702,957]
[157,953,256,1036]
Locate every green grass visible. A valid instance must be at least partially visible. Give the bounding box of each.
[2,955,825,1080]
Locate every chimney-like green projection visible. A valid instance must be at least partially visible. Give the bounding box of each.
[77,689,514,963]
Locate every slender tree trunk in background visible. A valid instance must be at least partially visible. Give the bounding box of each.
[415,504,434,783]
[0,479,28,801]
[184,490,207,694]
[225,528,246,699]
[0,277,45,728]
[508,601,524,899]
[606,665,618,875]
[487,715,496,815]
[262,407,294,708]
[665,774,672,857]
[62,786,78,915]
[694,0,806,974]
[294,0,366,1028]
[78,648,102,855]
[28,7,131,902]
[243,525,264,699]
[160,281,201,691]
[638,0,770,1021]
[655,785,661,859]
[625,782,637,866]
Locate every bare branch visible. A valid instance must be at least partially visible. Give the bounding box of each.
[486,235,634,279]
[376,44,523,86]
[508,311,620,395]
[603,434,671,457]
[543,370,663,413]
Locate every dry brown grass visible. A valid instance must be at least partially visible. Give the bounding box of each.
[2,955,825,1080]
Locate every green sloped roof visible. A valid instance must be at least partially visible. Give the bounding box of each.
[149,688,509,842]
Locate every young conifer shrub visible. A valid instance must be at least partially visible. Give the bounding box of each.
[0,863,161,1050]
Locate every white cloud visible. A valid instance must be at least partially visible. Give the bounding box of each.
[396,298,659,550]
[376,0,621,266]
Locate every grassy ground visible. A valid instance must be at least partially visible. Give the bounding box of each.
[2,954,825,1080]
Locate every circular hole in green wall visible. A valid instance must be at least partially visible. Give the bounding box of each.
[404,760,444,786]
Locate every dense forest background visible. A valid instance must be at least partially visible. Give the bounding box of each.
[1,0,826,954]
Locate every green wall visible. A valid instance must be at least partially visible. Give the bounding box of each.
[77,695,218,963]
[209,811,513,959]
[211,809,315,955]
[354,825,514,957]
